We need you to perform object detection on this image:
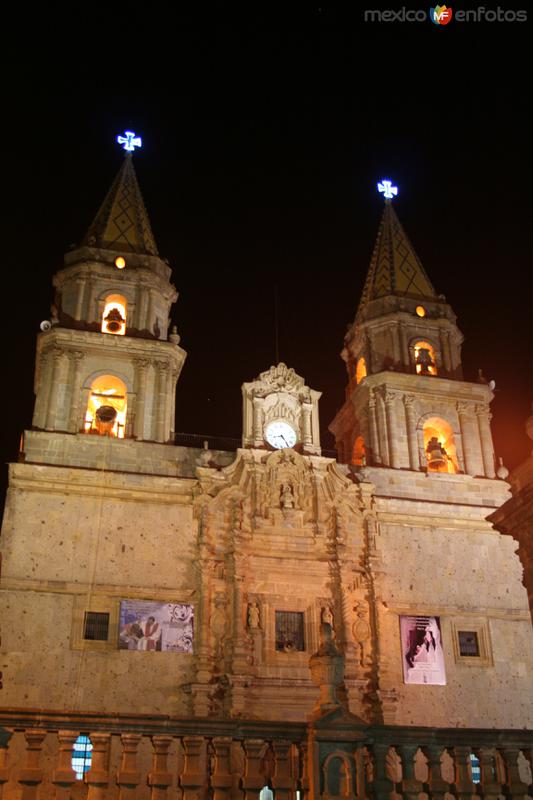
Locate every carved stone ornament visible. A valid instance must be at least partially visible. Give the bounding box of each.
[308,623,345,713]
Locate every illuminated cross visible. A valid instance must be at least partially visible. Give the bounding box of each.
[377,179,398,200]
[117,131,142,152]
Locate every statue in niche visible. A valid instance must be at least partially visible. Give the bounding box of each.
[280,482,295,510]
[321,605,334,629]
[352,603,371,667]
[209,593,227,662]
[247,601,261,629]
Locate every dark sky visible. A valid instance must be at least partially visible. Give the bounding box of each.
[2,6,532,507]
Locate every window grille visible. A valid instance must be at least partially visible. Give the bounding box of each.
[83,611,110,641]
[458,631,480,657]
[470,754,481,784]
[72,735,92,780]
[275,611,305,652]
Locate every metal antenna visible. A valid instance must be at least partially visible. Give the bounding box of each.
[274,284,280,364]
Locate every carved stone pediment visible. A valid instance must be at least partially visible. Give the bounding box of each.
[257,362,307,395]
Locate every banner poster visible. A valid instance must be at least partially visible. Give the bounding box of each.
[119,600,194,653]
[400,615,446,685]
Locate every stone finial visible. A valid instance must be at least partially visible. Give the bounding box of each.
[496,456,509,480]
[308,623,344,714]
[169,325,181,345]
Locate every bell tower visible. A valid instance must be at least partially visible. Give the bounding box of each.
[330,180,496,478]
[31,134,186,449]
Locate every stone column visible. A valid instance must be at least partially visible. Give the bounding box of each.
[0,730,10,800]
[398,744,424,800]
[242,740,266,800]
[252,396,264,447]
[211,737,233,800]
[86,280,96,323]
[146,289,155,335]
[440,329,452,374]
[74,278,85,320]
[457,402,484,477]
[117,733,143,800]
[148,735,173,800]
[451,746,476,800]
[137,287,148,331]
[52,731,78,800]
[179,737,207,800]
[169,368,178,439]
[32,348,52,428]
[421,746,448,800]
[271,740,295,800]
[403,395,419,470]
[476,405,496,478]
[68,351,85,432]
[45,347,68,430]
[383,390,401,469]
[155,362,169,443]
[18,730,46,800]
[86,733,110,800]
[500,747,529,800]
[302,402,313,448]
[133,359,150,440]
[399,323,409,368]
[368,392,381,465]
[164,364,174,440]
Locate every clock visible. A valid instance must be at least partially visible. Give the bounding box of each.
[264,420,297,449]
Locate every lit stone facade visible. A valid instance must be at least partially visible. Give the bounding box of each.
[1,161,532,730]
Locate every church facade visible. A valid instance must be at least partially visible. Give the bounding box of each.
[0,153,531,732]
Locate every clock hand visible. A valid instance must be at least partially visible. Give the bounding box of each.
[281,435,289,447]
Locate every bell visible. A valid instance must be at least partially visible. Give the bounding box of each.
[426,436,447,469]
[95,404,117,435]
[104,307,125,333]
[416,347,435,374]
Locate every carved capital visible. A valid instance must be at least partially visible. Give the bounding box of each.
[51,345,67,360]
[383,389,400,404]
[403,394,415,408]
[68,350,85,363]
[475,403,491,419]
[134,357,150,371]
[457,400,474,414]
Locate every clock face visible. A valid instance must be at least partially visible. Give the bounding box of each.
[265,420,297,449]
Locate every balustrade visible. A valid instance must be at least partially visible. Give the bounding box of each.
[0,711,531,800]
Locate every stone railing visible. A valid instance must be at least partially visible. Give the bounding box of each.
[0,708,532,800]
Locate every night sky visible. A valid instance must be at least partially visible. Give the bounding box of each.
[2,7,532,508]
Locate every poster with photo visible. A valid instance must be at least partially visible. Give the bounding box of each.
[400,615,446,685]
[119,600,194,653]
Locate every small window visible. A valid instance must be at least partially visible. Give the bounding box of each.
[458,631,480,657]
[355,357,367,384]
[451,619,493,667]
[72,735,92,780]
[275,611,305,652]
[84,611,110,641]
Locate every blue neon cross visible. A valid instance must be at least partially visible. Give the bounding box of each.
[117,131,142,152]
[377,180,398,200]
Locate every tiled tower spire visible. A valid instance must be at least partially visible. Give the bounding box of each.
[83,154,158,256]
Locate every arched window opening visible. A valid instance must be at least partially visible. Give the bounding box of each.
[423,417,458,474]
[356,357,367,384]
[414,341,437,376]
[71,734,92,780]
[352,436,366,466]
[85,375,127,438]
[101,294,127,336]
